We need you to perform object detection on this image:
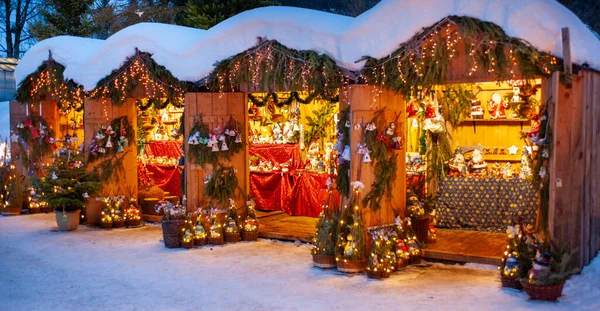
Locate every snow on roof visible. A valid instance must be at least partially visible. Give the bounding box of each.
[15,0,600,91]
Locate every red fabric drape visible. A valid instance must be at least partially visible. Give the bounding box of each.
[250,172,293,212]
[145,163,182,197]
[144,141,184,159]
[249,144,302,168]
[285,172,330,217]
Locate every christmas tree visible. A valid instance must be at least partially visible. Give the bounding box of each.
[500,224,534,280]
[335,185,366,265]
[38,147,102,220]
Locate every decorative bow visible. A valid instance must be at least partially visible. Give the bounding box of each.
[23,117,40,139]
[376,131,392,150]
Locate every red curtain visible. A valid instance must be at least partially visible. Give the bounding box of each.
[144,141,184,159]
[250,172,293,212]
[285,172,330,217]
[145,164,182,197]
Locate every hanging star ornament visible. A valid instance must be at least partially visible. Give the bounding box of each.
[508,145,519,155]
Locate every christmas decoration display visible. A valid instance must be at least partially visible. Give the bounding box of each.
[125,204,142,227]
[224,198,241,243]
[521,240,580,301]
[335,183,367,273]
[487,93,509,119]
[188,115,244,166]
[38,147,102,230]
[395,217,422,265]
[208,213,224,245]
[14,115,56,172]
[155,201,187,248]
[311,192,338,268]
[0,162,25,216]
[87,116,135,182]
[366,230,397,279]
[498,224,535,289]
[361,109,401,211]
[100,196,126,229]
[241,199,259,241]
[194,216,208,246]
[181,214,196,249]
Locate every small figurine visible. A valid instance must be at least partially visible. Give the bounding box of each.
[470,98,484,119]
[448,147,469,177]
[469,149,487,177]
[490,162,502,178]
[344,233,356,257]
[488,93,509,119]
[501,162,514,179]
[406,191,425,218]
[519,147,533,179]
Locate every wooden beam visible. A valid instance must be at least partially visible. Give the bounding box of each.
[562,27,573,88]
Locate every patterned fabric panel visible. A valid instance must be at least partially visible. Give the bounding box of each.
[437,177,537,232]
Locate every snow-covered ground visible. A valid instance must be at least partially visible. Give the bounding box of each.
[1,214,598,311]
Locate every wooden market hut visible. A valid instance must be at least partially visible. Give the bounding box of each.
[11,0,600,268]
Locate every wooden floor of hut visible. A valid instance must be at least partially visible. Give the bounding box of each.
[256,210,505,265]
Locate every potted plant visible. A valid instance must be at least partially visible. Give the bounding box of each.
[1,163,25,216]
[499,224,535,289]
[39,150,102,231]
[155,200,186,248]
[521,240,580,301]
[366,232,396,279]
[312,197,337,268]
[335,183,367,273]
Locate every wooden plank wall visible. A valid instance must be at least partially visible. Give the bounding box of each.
[344,85,406,227]
[550,70,600,267]
[84,98,138,225]
[184,93,248,211]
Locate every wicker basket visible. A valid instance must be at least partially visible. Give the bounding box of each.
[312,254,336,269]
[209,235,224,245]
[397,258,409,270]
[500,273,523,290]
[195,237,208,247]
[241,230,259,241]
[161,219,185,248]
[521,280,564,301]
[182,240,194,249]
[225,232,240,243]
[113,220,125,228]
[367,269,391,279]
[100,221,113,229]
[336,259,367,273]
[126,218,142,228]
[1,207,21,216]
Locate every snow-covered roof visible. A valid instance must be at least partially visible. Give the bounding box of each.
[15,0,600,91]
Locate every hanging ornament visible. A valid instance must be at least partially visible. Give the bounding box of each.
[117,144,124,153]
[386,127,394,136]
[51,172,58,180]
[221,141,229,151]
[357,143,365,155]
[345,120,351,128]
[211,143,219,152]
[120,136,129,147]
[65,133,71,144]
[235,133,242,144]
[83,192,89,199]
[342,145,351,161]
[98,148,106,154]
[106,125,115,135]
[16,122,24,129]
[105,137,113,148]
[218,134,226,142]
[95,132,105,140]
[354,122,361,131]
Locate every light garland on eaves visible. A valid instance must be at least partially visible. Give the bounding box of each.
[360,16,561,97]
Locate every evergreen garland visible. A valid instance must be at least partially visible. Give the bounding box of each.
[336,106,351,197]
[361,109,400,211]
[90,50,185,106]
[15,57,84,112]
[361,16,562,97]
[303,100,338,147]
[15,115,55,171]
[438,85,474,126]
[87,116,135,183]
[426,131,453,181]
[188,114,245,166]
[210,39,344,98]
[247,91,339,108]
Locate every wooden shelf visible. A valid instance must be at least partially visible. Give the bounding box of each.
[459,118,530,123]
[482,154,520,162]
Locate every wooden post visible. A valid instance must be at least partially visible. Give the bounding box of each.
[562,27,573,88]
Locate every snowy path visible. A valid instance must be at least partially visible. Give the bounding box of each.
[1,214,598,311]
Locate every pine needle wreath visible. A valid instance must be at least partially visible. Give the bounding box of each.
[203,165,241,207]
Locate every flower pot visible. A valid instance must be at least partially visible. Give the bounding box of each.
[397,257,409,270]
[241,230,259,241]
[312,254,336,269]
[55,210,81,231]
[126,218,142,227]
[367,268,391,279]
[209,235,224,245]
[100,221,113,229]
[161,219,185,248]
[409,253,423,265]
[336,259,367,273]
[521,280,564,301]
[194,236,208,247]
[1,207,22,216]
[113,220,125,228]
[182,240,194,249]
[412,216,430,244]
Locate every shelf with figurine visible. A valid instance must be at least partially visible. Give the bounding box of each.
[137,102,184,166]
[447,146,535,180]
